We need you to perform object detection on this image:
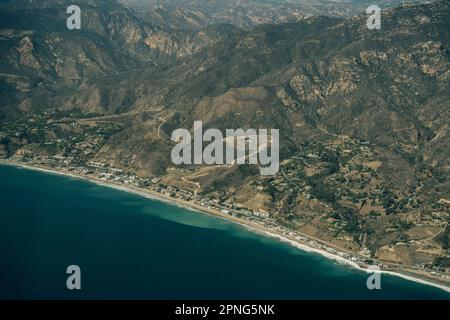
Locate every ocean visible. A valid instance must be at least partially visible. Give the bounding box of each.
[0,164,449,299]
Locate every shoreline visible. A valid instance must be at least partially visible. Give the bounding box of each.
[1,159,450,294]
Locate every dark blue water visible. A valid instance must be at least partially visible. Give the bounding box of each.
[0,164,449,299]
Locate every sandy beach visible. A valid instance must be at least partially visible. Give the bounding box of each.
[1,160,450,294]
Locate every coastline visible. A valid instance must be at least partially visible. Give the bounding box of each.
[1,159,450,294]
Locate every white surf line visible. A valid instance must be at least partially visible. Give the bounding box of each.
[265,233,450,294]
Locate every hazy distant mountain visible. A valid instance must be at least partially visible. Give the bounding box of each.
[119,0,426,28]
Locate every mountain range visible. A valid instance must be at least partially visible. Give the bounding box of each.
[0,0,448,272]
